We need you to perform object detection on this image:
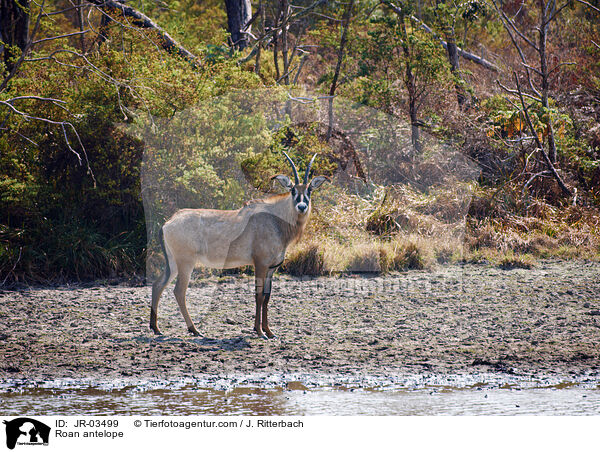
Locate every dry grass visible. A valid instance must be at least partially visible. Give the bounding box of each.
[280,183,600,277]
[279,182,472,276]
[497,252,536,269]
[284,235,437,275]
[281,242,325,276]
[462,187,600,267]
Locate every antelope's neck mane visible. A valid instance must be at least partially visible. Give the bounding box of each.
[243,192,290,206]
[242,192,309,245]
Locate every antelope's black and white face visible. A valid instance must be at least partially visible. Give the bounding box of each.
[290,185,310,213]
[272,177,329,214]
[291,184,311,214]
[272,152,329,215]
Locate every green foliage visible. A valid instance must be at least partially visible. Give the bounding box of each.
[137,94,271,218]
[483,94,572,145]
[342,12,451,114]
[0,0,263,283]
[240,123,337,191]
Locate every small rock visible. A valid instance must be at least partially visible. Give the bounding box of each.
[225,317,237,325]
[472,358,493,366]
[585,310,600,316]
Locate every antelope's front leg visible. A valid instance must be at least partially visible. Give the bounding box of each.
[254,270,268,339]
[262,268,276,339]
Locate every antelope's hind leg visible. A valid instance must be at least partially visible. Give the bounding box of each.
[150,266,176,335]
[150,227,178,335]
[174,261,201,336]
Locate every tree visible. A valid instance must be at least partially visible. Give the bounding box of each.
[361,9,450,152]
[491,0,594,165]
[327,0,355,141]
[491,0,598,198]
[0,0,30,72]
[225,0,253,50]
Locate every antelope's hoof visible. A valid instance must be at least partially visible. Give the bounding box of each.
[265,332,277,339]
[254,329,268,340]
[188,327,201,337]
[150,325,163,336]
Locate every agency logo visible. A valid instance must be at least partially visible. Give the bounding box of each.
[3,418,50,450]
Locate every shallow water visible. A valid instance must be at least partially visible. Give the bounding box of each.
[2,376,599,415]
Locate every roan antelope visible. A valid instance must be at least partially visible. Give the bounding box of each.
[150,152,329,338]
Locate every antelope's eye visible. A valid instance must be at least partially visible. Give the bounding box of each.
[291,187,296,196]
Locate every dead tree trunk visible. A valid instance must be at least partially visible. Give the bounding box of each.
[399,13,421,152]
[444,26,467,108]
[224,0,252,50]
[86,0,197,61]
[538,0,557,163]
[438,0,466,108]
[327,0,354,141]
[0,0,30,72]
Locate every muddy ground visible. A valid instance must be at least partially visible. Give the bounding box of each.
[1,261,600,384]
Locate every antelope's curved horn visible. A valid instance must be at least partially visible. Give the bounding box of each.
[282,151,300,185]
[304,154,317,184]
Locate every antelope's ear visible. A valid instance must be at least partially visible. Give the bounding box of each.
[308,176,330,191]
[271,175,293,190]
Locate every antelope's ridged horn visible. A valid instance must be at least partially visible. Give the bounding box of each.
[304,153,317,184]
[282,150,300,185]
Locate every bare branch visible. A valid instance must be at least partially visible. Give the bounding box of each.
[328,0,354,140]
[2,95,70,113]
[546,0,572,24]
[238,0,328,64]
[0,100,95,186]
[497,79,542,102]
[383,0,501,72]
[548,61,576,75]
[1,247,22,287]
[574,0,600,13]
[291,53,309,85]
[523,170,552,195]
[93,6,164,58]
[513,72,572,197]
[495,1,539,51]
[490,0,542,96]
[84,0,198,63]
[44,4,86,16]
[3,96,67,104]
[32,29,90,45]
[0,0,46,92]
[521,62,542,76]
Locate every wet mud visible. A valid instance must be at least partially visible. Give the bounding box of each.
[1,261,600,388]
